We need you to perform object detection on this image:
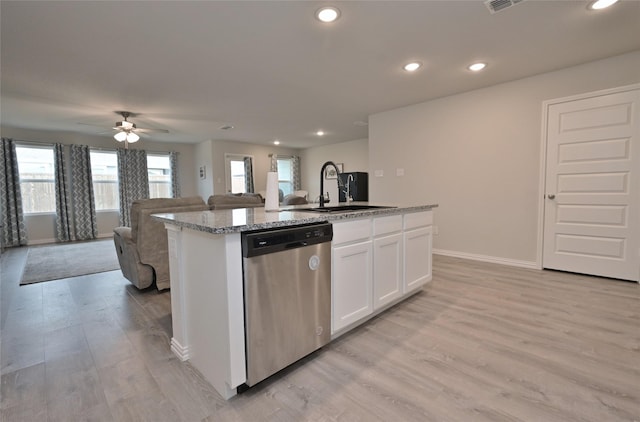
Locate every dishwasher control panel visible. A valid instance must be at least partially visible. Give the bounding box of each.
[242,222,333,257]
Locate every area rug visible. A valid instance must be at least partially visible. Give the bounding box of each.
[20,239,120,285]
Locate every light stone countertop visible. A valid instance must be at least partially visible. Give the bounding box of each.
[152,202,438,234]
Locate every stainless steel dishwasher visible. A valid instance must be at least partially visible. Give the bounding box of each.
[240,222,332,390]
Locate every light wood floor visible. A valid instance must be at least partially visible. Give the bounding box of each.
[1,247,638,421]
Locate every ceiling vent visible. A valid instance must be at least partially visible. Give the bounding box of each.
[484,0,526,14]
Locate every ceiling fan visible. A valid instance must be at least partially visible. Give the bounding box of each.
[80,111,169,146]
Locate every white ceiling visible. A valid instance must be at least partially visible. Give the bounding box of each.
[2,1,639,149]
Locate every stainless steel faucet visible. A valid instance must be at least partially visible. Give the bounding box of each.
[319,161,342,208]
[344,174,354,203]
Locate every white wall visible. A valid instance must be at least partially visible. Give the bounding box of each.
[300,138,369,203]
[1,126,197,244]
[199,139,300,197]
[369,50,640,266]
[195,140,214,199]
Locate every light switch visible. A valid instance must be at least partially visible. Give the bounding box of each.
[374,170,384,177]
[396,168,405,177]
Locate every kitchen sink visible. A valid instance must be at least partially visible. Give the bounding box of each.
[296,205,396,213]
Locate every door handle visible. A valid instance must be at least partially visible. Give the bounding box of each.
[547,194,556,200]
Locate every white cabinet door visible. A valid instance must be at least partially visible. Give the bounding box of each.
[404,226,432,293]
[373,233,403,310]
[332,241,373,333]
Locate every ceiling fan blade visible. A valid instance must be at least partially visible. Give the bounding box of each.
[77,122,111,129]
[134,127,170,134]
[78,122,118,135]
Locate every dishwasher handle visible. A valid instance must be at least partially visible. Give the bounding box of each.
[285,241,308,249]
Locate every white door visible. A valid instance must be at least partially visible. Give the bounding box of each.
[543,87,640,282]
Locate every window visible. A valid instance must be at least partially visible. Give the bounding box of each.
[16,146,56,214]
[90,150,119,211]
[277,157,294,196]
[148,154,172,198]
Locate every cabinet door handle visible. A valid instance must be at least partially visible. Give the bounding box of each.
[547,194,556,200]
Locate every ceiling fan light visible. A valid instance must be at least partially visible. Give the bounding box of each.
[114,131,127,142]
[127,132,140,143]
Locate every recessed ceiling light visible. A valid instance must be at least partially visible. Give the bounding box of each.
[316,6,340,23]
[403,62,422,72]
[219,124,234,130]
[273,140,280,145]
[468,62,487,72]
[316,130,325,136]
[589,0,619,10]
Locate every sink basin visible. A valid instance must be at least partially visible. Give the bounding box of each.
[296,205,396,213]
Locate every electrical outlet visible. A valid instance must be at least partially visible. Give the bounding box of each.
[396,168,404,177]
[374,170,384,177]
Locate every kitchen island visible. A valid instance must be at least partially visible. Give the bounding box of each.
[153,203,437,399]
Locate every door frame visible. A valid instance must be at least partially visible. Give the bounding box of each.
[536,83,640,272]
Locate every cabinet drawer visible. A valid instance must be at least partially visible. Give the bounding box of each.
[332,218,372,245]
[403,211,433,230]
[373,215,402,237]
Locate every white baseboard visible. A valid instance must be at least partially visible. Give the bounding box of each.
[433,249,539,270]
[27,235,113,246]
[26,238,57,246]
[171,338,191,361]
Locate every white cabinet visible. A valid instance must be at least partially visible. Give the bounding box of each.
[332,210,433,336]
[404,226,433,293]
[332,241,373,332]
[372,214,403,310]
[373,233,403,309]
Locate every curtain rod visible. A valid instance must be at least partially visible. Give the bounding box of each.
[12,140,176,155]
[13,139,55,147]
[269,153,295,158]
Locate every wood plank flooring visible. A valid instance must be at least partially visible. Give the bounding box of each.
[1,247,638,421]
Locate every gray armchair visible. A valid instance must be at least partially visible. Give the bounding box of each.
[207,193,264,210]
[113,196,209,290]
[282,194,308,205]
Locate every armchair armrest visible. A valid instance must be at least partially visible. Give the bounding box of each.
[113,226,154,289]
[114,226,132,241]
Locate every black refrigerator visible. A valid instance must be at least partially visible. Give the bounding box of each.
[338,172,368,202]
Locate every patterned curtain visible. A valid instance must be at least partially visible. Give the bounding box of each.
[291,155,301,191]
[53,144,72,242]
[244,156,254,193]
[117,148,149,227]
[269,154,278,172]
[0,138,27,247]
[169,151,180,198]
[70,145,97,240]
